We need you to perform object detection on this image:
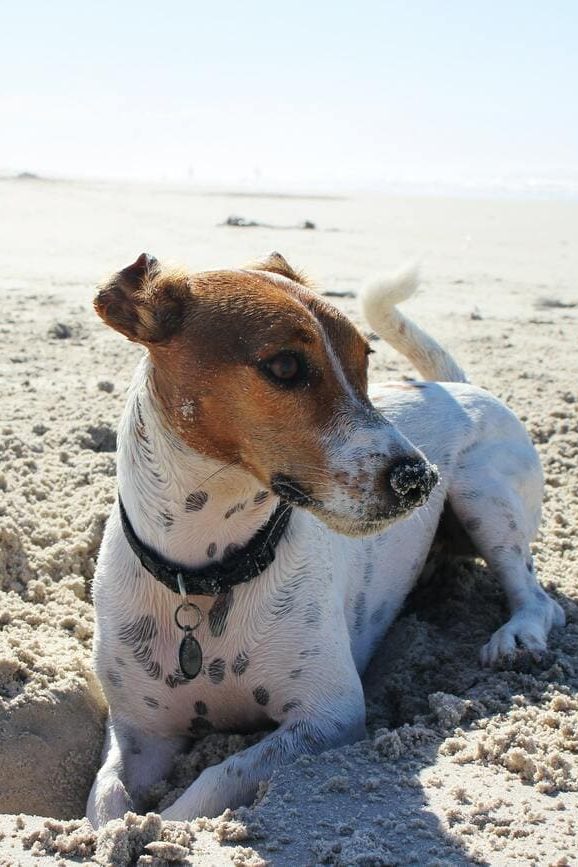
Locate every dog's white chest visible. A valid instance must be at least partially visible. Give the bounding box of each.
[95,497,445,739]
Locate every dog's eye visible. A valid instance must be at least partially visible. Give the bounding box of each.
[261,352,307,387]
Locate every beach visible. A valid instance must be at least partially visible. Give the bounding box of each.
[1,177,577,865]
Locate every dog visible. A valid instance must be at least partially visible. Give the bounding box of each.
[86,251,564,827]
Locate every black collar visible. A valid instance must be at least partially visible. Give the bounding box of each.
[118,495,292,596]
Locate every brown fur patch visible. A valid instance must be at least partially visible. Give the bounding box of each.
[97,258,375,500]
[248,251,313,288]
[94,256,191,344]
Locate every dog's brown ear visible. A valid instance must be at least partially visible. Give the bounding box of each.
[251,251,311,286]
[94,254,188,344]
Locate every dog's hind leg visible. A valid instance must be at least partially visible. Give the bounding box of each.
[86,714,186,828]
[447,439,565,666]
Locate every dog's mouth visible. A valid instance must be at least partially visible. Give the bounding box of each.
[270,473,320,508]
[270,460,439,537]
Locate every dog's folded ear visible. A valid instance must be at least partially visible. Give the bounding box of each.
[94,254,189,344]
[251,251,311,287]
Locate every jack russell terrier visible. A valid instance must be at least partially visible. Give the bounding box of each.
[87,251,564,827]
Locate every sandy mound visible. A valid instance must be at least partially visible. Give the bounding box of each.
[1,182,577,865]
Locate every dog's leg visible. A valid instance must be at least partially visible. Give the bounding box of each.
[161,710,366,822]
[477,546,565,666]
[87,714,186,828]
[448,449,565,666]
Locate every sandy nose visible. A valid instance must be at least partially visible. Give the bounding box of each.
[386,457,438,509]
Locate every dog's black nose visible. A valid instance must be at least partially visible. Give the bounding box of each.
[386,458,438,509]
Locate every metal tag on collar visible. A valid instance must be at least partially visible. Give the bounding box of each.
[175,572,203,680]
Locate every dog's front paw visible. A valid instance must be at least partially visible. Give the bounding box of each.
[480,621,546,667]
[480,594,565,667]
[161,790,222,823]
[161,763,245,822]
[86,774,134,829]
[161,796,216,823]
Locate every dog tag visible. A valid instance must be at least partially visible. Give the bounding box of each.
[178,631,203,680]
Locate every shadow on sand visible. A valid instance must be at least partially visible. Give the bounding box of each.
[217,560,575,866]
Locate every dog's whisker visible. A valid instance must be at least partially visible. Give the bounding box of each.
[186,459,240,495]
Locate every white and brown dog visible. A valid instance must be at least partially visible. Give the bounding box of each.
[87,252,564,827]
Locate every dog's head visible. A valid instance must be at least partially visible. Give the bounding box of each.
[95,252,437,535]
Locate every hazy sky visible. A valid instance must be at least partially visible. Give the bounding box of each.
[2,1,577,193]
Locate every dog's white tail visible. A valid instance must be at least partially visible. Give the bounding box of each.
[361,268,468,383]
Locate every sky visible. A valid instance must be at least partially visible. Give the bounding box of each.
[1,0,577,194]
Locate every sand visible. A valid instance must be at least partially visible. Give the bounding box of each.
[0,177,577,866]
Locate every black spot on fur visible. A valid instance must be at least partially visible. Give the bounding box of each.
[115,656,126,667]
[512,543,523,555]
[289,668,303,679]
[206,542,217,559]
[143,661,161,680]
[508,519,518,531]
[526,559,534,572]
[282,699,303,713]
[223,543,241,560]
[106,669,122,687]
[186,490,209,512]
[254,490,269,504]
[208,658,226,683]
[362,562,374,586]
[261,741,278,762]
[271,574,306,621]
[194,700,208,716]
[135,398,147,440]
[465,517,481,532]
[287,720,326,753]
[353,591,366,633]
[208,591,234,637]
[143,695,159,708]
[119,615,156,645]
[271,592,294,619]
[189,717,215,738]
[160,511,174,529]
[118,615,161,680]
[165,670,189,688]
[224,501,246,519]
[232,652,249,676]
[253,686,270,706]
[370,601,388,626]
[299,646,321,658]
[304,600,322,626]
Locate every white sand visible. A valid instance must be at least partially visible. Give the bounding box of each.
[0,177,577,865]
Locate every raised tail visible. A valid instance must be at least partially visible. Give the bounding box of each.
[361,268,468,383]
